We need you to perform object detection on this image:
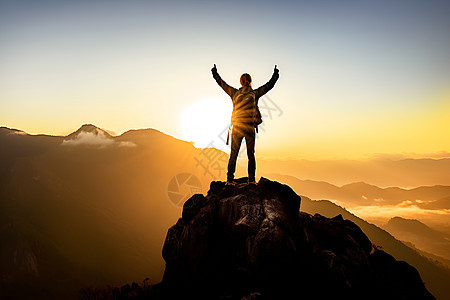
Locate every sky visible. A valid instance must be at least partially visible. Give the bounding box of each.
[1,0,449,159]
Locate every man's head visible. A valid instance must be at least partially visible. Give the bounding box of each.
[240,73,252,87]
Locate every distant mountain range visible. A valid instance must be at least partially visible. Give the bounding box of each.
[264,173,450,208]
[258,156,450,188]
[1,124,449,299]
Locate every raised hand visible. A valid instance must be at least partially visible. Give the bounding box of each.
[274,64,279,73]
[211,64,217,73]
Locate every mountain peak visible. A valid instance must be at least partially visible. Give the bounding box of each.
[156,177,435,299]
[66,124,112,140]
[78,123,99,131]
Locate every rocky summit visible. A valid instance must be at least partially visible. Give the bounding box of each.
[158,177,435,299]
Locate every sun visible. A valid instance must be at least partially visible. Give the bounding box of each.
[180,98,232,149]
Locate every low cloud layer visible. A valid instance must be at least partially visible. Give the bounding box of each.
[62,130,135,148]
[346,202,450,229]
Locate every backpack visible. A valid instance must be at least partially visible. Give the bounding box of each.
[231,89,262,128]
[226,89,262,144]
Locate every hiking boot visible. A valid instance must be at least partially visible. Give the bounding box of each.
[225,180,235,186]
[247,178,257,185]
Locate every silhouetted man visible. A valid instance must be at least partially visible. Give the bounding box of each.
[211,64,279,185]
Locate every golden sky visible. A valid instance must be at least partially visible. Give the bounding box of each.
[1,0,449,159]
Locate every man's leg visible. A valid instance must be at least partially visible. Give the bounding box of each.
[227,128,243,182]
[245,128,256,182]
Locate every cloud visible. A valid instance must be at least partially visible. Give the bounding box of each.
[117,141,136,147]
[346,203,450,227]
[61,130,136,148]
[8,130,27,136]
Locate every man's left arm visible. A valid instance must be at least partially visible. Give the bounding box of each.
[255,65,279,99]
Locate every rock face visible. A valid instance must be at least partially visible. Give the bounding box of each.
[160,177,435,299]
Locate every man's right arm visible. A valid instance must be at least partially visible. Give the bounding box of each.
[211,64,236,98]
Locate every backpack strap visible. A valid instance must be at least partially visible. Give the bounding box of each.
[226,125,232,145]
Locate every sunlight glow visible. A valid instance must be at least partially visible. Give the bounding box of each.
[180,99,232,149]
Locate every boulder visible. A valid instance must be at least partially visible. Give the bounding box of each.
[159,177,435,299]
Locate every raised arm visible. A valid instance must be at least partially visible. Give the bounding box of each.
[211,64,237,98]
[255,65,279,99]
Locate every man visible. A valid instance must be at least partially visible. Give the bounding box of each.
[211,64,279,185]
